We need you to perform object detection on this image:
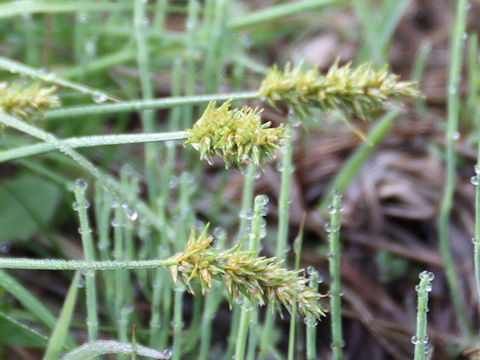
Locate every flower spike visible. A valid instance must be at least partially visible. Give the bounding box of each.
[0,82,60,120]
[259,61,422,121]
[167,225,327,319]
[185,100,287,169]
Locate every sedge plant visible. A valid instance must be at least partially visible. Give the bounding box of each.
[0,14,422,357]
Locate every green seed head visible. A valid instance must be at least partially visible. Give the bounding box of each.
[259,61,422,120]
[0,82,60,121]
[185,100,286,169]
[168,225,327,319]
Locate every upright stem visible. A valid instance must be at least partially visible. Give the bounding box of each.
[470,33,480,316]
[259,124,294,359]
[235,195,268,359]
[135,0,159,207]
[237,163,257,243]
[73,184,98,342]
[328,192,343,360]
[437,0,471,336]
[413,271,434,360]
[306,271,319,360]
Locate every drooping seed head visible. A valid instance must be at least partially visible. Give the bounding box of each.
[259,61,422,121]
[167,225,327,319]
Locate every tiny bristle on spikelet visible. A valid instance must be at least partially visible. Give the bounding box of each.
[167,226,326,319]
[259,61,422,120]
[185,100,287,168]
[0,82,60,120]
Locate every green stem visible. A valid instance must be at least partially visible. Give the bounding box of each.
[0,258,176,271]
[0,112,162,230]
[287,216,305,360]
[0,131,187,163]
[306,271,319,360]
[471,33,480,316]
[45,91,259,119]
[229,0,346,30]
[260,124,294,359]
[437,0,471,336]
[135,0,159,207]
[237,163,256,243]
[319,112,396,213]
[234,195,268,359]
[0,56,118,102]
[172,287,184,360]
[328,192,343,360]
[413,271,434,360]
[73,184,98,342]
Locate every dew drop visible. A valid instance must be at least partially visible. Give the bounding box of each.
[122,203,138,222]
[472,237,478,245]
[328,204,337,215]
[44,72,56,81]
[463,32,469,40]
[324,222,332,233]
[411,336,418,345]
[1,243,11,253]
[78,12,89,23]
[162,349,173,358]
[471,176,479,186]
[449,86,457,95]
[169,176,178,189]
[111,219,120,227]
[92,91,107,103]
[84,41,96,55]
[452,131,460,140]
[74,178,88,192]
[72,202,80,211]
[306,265,316,275]
[475,165,480,175]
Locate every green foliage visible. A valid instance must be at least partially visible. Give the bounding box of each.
[0,174,60,244]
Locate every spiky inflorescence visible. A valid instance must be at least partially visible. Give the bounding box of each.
[0,82,60,120]
[259,61,422,120]
[167,226,326,319]
[185,100,286,168]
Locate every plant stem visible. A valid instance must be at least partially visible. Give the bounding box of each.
[328,191,343,360]
[0,56,118,102]
[0,112,162,230]
[437,0,471,336]
[0,258,177,271]
[45,91,259,119]
[319,112,396,213]
[73,184,98,342]
[413,271,434,360]
[0,131,187,163]
[287,215,305,360]
[135,0,159,207]
[237,163,256,243]
[235,195,267,360]
[229,0,346,30]
[259,124,294,359]
[44,272,82,360]
[470,33,480,314]
[172,287,184,360]
[306,271,319,360]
